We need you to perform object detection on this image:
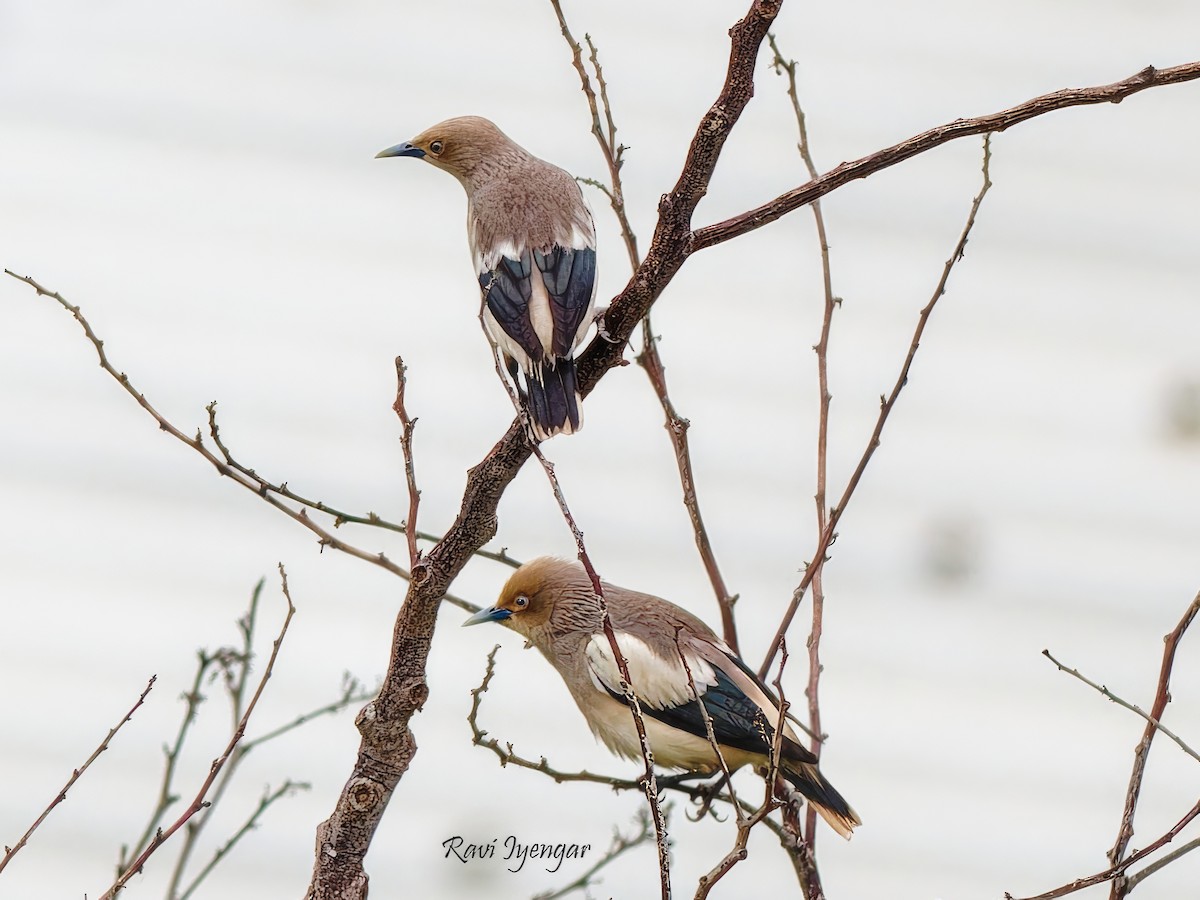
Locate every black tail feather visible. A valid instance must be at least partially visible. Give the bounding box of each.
[524,357,582,440]
[781,760,861,839]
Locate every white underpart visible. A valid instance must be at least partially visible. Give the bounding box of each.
[585,631,717,710]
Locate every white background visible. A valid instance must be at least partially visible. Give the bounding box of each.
[2,1,1199,898]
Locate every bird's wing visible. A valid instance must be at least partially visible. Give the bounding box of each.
[533,245,596,358]
[585,630,803,758]
[479,244,597,367]
[480,250,544,365]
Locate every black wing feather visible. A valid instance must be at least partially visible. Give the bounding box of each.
[598,664,776,757]
[534,246,596,358]
[482,250,544,363]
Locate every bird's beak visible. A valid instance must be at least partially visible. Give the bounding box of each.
[375,141,425,160]
[462,605,512,627]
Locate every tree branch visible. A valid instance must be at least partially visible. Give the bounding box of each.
[758,134,994,678]
[692,62,1200,252]
[0,677,155,874]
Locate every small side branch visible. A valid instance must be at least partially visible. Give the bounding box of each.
[532,809,657,900]
[392,355,423,570]
[758,134,994,679]
[98,566,297,900]
[1004,798,1200,900]
[1042,647,1200,765]
[530,442,672,899]
[692,62,1200,252]
[1108,590,1200,894]
[0,676,155,874]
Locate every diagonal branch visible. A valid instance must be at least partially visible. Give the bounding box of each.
[307,5,786,896]
[0,676,155,874]
[1004,797,1200,900]
[692,62,1200,252]
[758,134,994,678]
[99,565,296,900]
[1107,590,1200,896]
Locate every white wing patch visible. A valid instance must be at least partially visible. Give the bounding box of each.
[476,237,524,274]
[585,631,717,711]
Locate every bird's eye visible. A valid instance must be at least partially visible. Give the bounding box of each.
[429,140,444,155]
[514,594,529,609]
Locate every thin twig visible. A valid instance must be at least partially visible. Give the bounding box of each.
[1004,798,1200,900]
[176,780,309,900]
[636,336,740,653]
[772,641,820,900]
[392,356,422,569]
[1042,648,1200,765]
[530,441,672,899]
[758,133,994,679]
[4,269,412,579]
[165,579,264,898]
[675,631,742,825]
[552,8,742,653]
[0,676,155,874]
[1108,591,1200,897]
[532,808,658,900]
[468,646,643,788]
[242,674,374,753]
[99,566,296,900]
[1124,835,1200,892]
[767,33,838,849]
[122,654,217,871]
[691,62,1200,252]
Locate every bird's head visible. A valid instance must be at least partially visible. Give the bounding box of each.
[462,557,589,636]
[375,116,520,185]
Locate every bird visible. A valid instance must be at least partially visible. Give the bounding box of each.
[376,117,598,441]
[463,557,860,838]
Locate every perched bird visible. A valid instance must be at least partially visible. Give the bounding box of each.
[464,557,860,838]
[376,117,597,440]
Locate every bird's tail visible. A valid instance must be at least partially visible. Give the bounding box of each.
[524,357,582,441]
[781,760,861,839]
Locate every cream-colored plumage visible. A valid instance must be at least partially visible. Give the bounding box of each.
[464,557,861,839]
[376,117,597,440]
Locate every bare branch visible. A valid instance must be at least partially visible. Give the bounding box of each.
[766,32,839,849]
[759,133,994,679]
[1042,647,1200,765]
[554,9,742,655]
[1004,798,1200,900]
[0,676,155,874]
[1108,591,1200,895]
[176,780,309,900]
[100,566,296,900]
[530,440,671,897]
[392,355,422,568]
[692,62,1200,252]
[531,808,657,900]
[1124,835,1200,893]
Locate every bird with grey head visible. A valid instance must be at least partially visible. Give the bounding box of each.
[465,557,861,838]
[377,117,598,441]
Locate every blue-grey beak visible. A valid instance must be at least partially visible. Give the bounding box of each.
[375,142,425,160]
[462,606,511,627]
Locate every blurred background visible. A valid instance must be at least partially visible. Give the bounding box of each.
[2,1,1199,898]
